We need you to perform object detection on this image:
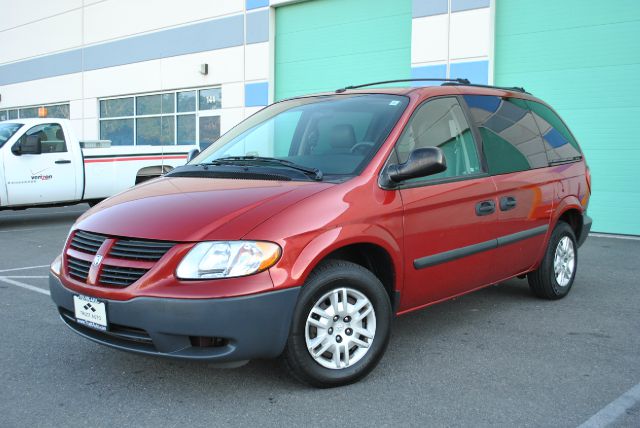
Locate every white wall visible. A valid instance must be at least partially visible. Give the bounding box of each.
[83,0,243,45]
[0,0,270,141]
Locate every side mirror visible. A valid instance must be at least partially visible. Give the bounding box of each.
[387,147,447,183]
[187,147,200,163]
[12,135,42,155]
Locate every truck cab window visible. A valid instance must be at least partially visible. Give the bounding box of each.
[21,123,67,153]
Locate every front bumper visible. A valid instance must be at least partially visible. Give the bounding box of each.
[49,273,300,362]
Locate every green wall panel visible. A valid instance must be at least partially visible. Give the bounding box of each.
[275,0,411,101]
[494,0,640,235]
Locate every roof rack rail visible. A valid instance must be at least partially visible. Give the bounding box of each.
[441,81,530,94]
[335,78,470,93]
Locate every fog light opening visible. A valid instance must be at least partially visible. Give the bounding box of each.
[189,336,229,347]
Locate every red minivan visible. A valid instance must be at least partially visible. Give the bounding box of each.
[49,80,592,387]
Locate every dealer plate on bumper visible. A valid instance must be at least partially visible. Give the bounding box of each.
[73,295,107,331]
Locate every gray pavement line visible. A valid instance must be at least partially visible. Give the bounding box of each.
[577,382,640,428]
[1,275,48,279]
[0,277,50,296]
[590,233,640,241]
[0,226,71,233]
[0,265,49,273]
[0,209,85,218]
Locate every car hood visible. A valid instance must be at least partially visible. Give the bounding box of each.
[74,177,333,242]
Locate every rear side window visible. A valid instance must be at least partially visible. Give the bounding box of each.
[394,97,481,183]
[464,95,548,175]
[526,101,582,163]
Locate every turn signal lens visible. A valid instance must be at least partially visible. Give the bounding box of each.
[50,254,62,276]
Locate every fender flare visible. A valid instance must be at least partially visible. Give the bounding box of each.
[286,224,403,294]
[553,195,584,230]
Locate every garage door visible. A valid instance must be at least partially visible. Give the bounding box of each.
[494,0,640,235]
[274,0,411,101]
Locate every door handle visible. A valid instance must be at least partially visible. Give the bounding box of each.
[55,159,71,164]
[475,200,496,216]
[500,196,517,211]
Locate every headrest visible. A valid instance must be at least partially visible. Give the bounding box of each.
[329,124,357,149]
[56,128,65,140]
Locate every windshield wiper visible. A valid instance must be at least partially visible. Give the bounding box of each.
[549,156,582,165]
[206,156,323,181]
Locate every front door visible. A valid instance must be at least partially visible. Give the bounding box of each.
[3,123,77,206]
[395,97,501,310]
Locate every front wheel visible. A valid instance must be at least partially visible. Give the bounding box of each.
[528,221,578,299]
[284,260,392,388]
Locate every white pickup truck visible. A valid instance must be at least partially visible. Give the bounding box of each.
[0,118,196,209]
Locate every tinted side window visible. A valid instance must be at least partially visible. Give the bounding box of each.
[526,100,581,163]
[394,97,481,183]
[464,95,547,175]
[20,123,67,153]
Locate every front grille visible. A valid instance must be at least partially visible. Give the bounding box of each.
[69,230,107,254]
[67,256,91,282]
[65,230,176,288]
[109,239,175,261]
[99,265,149,287]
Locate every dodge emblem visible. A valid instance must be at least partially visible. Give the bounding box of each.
[92,255,103,267]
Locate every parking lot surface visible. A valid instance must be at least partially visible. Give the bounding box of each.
[1,205,639,427]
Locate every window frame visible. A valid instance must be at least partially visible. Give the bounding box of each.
[380,95,489,190]
[98,86,222,147]
[525,99,583,165]
[15,123,68,155]
[0,103,70,121]
[462,94,555,176]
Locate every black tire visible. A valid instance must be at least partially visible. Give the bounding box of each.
[284,260,392,388]
[528,221,578,300]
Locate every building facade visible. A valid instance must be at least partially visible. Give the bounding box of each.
[0,0,637,235]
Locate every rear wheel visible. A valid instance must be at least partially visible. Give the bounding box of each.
[528,221,578,299]
[284,260,392,388]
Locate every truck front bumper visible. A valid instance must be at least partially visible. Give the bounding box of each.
[49,273,300,362]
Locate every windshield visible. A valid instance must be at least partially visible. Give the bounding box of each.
[192,94,409,178]
[0,123,23,148]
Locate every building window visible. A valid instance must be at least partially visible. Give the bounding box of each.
[0,103,70,121]
[99,87,221,147]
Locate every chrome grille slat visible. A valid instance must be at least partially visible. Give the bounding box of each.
[67,256,91,281]
[100,272,146,281]
[108,252,166,260]
[109,239,175,261]
[69,230,107,254]
[113,240,175,249]
[75,231,106,242]
[99,265,148,287]
[69,242,100,253]
[111,246,172,254]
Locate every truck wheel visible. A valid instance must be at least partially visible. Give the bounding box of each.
[284,260,392,388]
[528,221,578,300]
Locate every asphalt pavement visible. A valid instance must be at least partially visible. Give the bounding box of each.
[1,205,639,427]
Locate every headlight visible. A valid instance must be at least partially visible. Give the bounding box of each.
[176,241,281,280]
[50,254,62,276]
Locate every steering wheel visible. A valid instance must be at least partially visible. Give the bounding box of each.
[350,141,375,155]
